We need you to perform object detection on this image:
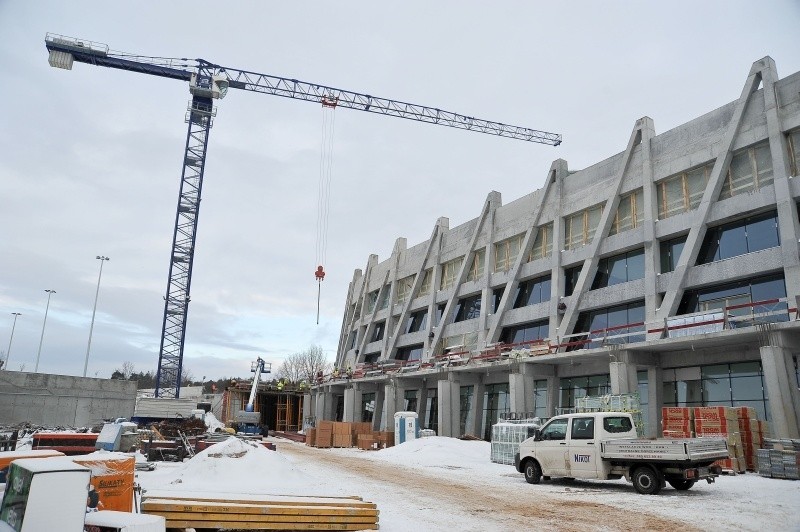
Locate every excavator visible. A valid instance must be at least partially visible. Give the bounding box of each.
[234,358,271,435]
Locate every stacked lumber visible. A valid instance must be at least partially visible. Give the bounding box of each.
[141,492,379,531]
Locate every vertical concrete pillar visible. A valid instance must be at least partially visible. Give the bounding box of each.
[437,378,460,437]
[303,393,312,426]
[372,387,385,431]
[647,366,663,438]
[546,375,560,416]
[508,373,528,413]
[760,344,800,438]
[471,382,486,439]
[609,353,638,395]
[382,382,397,432]
[418,385,429,420]
[343,387,356,423]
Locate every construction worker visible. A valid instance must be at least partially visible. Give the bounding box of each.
[332,368,340,379]
[277,378,285,391]
[299,380,308,391]
[316,370,324,384]
[346,365,353,379]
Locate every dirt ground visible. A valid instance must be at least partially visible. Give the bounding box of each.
[279,443,698,532]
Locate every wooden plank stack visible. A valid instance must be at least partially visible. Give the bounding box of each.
[141,492,379,531]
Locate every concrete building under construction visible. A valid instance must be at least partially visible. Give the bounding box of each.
[308,57,800,441]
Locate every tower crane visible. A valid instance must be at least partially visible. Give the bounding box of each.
[44,33,562,399]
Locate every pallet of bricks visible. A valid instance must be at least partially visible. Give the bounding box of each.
[756,438,800,480]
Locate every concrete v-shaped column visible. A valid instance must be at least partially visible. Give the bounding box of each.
[485,160,563,344]
[557,117,653,344]
[656,59,768,320]
[429,192,499,353]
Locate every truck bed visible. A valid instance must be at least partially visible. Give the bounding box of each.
[600,437,729,463]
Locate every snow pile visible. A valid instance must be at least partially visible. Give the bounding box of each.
[143,437,314,495]
[368,436,492,469]
[203,411,226,432]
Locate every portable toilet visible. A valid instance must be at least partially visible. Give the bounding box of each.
[393,411,419,445]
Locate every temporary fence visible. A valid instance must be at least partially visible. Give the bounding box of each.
[490,419,542,465]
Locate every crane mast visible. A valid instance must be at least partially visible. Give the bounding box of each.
[44,33,562,398]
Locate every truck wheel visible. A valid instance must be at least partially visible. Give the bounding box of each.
[667,479,696,491]
[523,460,542,484]
[632,466,662,495]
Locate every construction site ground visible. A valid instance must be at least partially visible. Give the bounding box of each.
[271,437,800,532]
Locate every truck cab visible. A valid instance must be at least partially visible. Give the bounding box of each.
[521,413,635,480]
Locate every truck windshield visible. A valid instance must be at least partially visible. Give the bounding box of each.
[603,416,633,433]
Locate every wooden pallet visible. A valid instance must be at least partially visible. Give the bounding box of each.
[142,492,379,531]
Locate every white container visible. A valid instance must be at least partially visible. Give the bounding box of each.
[393,411,419,445]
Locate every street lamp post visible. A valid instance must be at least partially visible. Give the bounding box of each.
[35,289,56,373]
[84,256,110,377]
[4,312,21,370]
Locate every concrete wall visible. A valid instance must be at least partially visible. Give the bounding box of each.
[0,372,137,427]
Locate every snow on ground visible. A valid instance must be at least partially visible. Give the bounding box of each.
[135,436,800,532]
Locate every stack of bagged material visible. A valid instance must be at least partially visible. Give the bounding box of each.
[757,439,800,480]
[305,428,316,447]
[735,406,765,471]
[315,420,333,448]
[661,407,693,438]
[332,422,353,448]
[693,407,745,473]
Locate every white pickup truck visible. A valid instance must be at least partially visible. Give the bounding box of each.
[514,412,729,494]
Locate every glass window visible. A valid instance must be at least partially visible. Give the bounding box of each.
[731,376,764,401]
[565,205,603,250]
[789,129,800,176]
[405,309,428,333]
[370,321,385,342]
[419,269,432,296]
[593,249,645,289]
[660,235,686,273]
[396,344,423,362]
[454,294,481,322]
[396,275,414,304]
[610,189,644,235]
[573,301,645,348]
[657,162,713,218]
[482,383,510,441]
[746,214,780,253]
[603,416,633,433]
[366,290,379,313]
[467,249,485,282]
[533,379,548,419]
[698,211,779,264]
[564,266,581,296]
[377,286,391,310]
[571,417,595,440]
[529,224,553,261]
[495,234,524,272]
[540,418,568,440]
[500,320,549,345]
[424,389,438,432]
[514,275,551,308]
[361,392,375,423]
[637,370,649,433]
[492,286,505,313]
[720,142,774,199]
[404,389,418,412]
[460,385,474,436]
[440,257,463,290]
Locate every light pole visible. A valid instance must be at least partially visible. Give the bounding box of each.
[84,256,110,377]
[4,312,21,371]
[35,289,56,373]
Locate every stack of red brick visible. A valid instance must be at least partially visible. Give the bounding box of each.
[306,421,394,450]
[661,406,770,473]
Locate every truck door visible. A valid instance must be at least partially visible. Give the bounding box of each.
[568,416,599,478]
[535,418,569,476]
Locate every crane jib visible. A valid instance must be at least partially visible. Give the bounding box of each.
[45,32,561,397]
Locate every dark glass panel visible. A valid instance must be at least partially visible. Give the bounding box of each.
[718,223,748,259]
[626,249,645,281]
[746,213,779,252]
[731,376,764,401]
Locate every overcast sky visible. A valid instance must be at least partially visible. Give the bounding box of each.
[1,1,799,382]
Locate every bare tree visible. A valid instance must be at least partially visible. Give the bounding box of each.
[275,345,332,384]
[181,367,194,386]
[121,360,135,379]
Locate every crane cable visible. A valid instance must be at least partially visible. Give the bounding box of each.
[315,98,337,323]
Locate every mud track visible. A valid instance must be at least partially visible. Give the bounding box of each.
[279,443,698,531]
